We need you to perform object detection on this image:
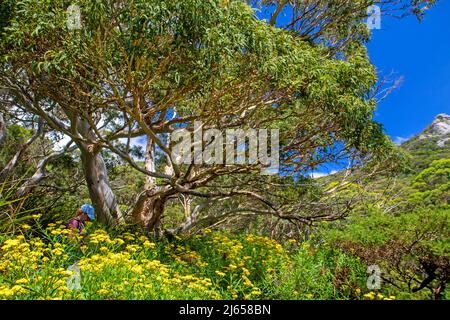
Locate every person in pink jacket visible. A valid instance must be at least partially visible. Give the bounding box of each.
[67,204,95,237]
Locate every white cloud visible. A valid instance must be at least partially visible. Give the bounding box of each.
[53,134,72,151]
[124,136,147,150]
[393,136,410,145]
[310,170,338,179]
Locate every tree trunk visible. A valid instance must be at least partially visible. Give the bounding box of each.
[133,136,167,233]
[136,195,167,230]
[78,146,124,226]
[131,186,170,236]
[76,119,123,226]
[144,136,156,191]
[0,114,5,146]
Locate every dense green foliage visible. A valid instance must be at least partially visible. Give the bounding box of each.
[321,131,450,299]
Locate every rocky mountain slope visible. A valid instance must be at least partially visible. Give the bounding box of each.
[401,113,450,171]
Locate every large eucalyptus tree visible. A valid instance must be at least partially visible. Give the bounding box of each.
[0,0,433,230]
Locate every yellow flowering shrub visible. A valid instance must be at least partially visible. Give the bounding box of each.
[0,222,291,300]
[0,221,383,300]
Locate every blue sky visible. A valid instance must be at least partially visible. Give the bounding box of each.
[368,1,450,144]
[255,2,450,176]
[312,3,450,178]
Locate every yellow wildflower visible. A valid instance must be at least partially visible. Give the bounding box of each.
[16,278,29,284]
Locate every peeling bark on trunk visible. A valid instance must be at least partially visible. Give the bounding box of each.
[131,186,170,234]
[134,136,158,229]
[138,195,166,230]
[78,145,124,226]
[76,119,123,226]
[133,136,163,231]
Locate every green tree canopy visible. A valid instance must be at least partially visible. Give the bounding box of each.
[1,0,403,229]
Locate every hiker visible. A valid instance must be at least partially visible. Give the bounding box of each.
[67,204,95,237]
